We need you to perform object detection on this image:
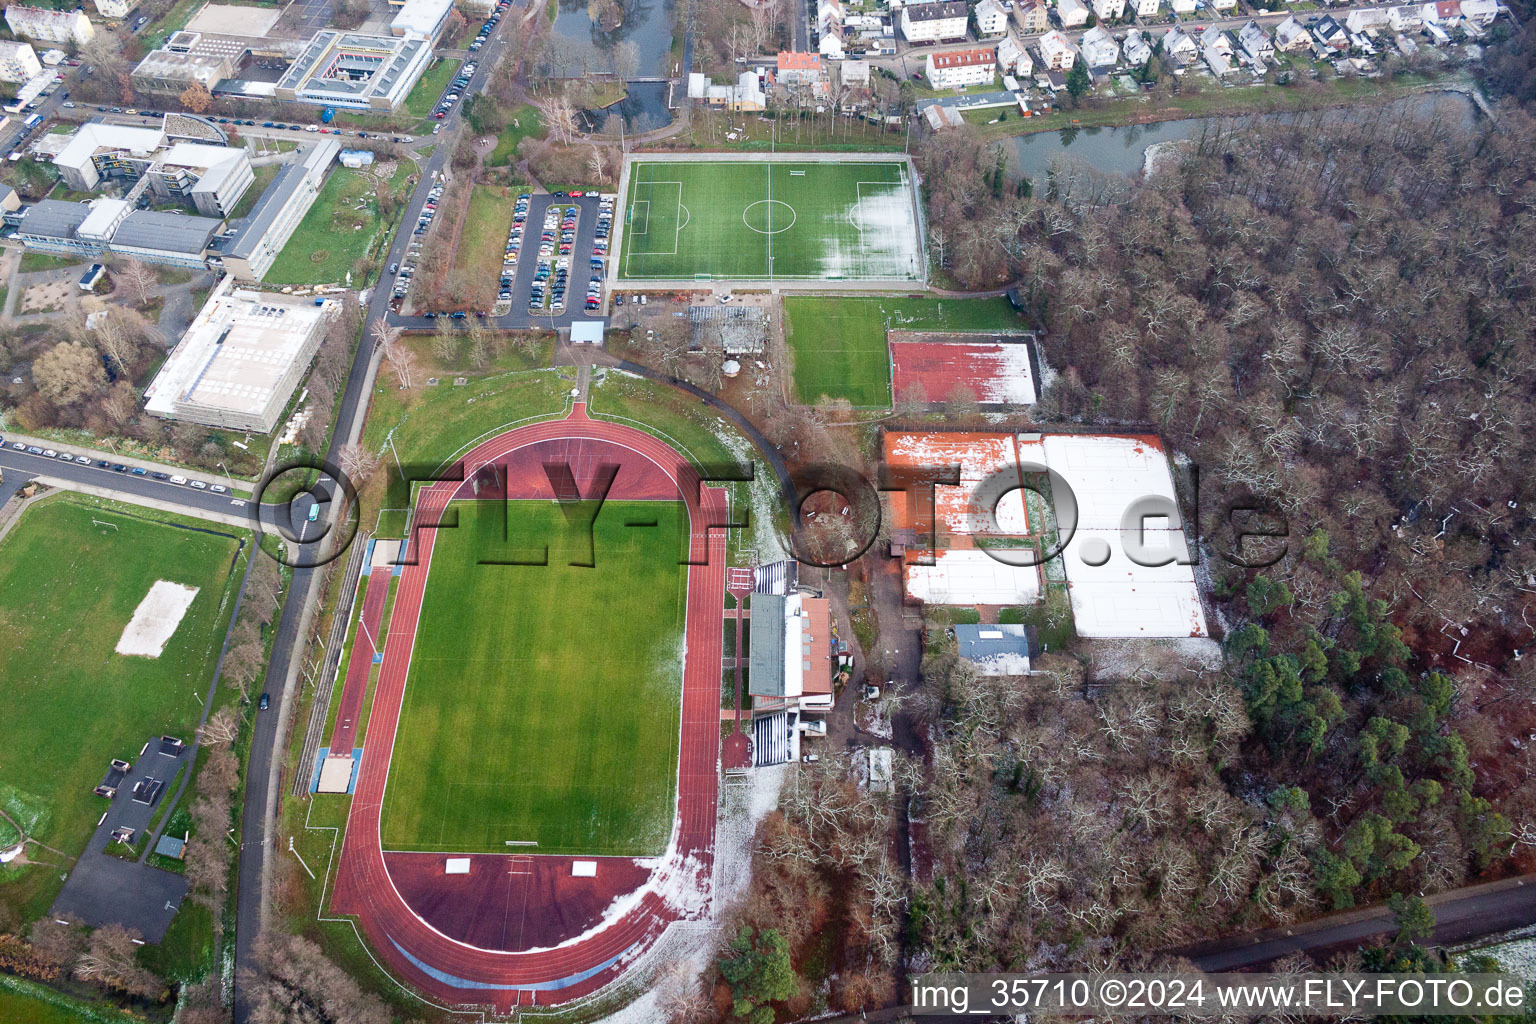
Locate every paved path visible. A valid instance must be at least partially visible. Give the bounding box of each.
[1182,873,1536,970]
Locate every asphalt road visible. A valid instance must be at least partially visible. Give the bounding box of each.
[0,441,256,520]
[1183,874,1536,971]
[228,13,527,1019]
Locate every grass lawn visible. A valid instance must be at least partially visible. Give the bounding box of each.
[781,295,1026,407]
[140,0,204,47]
[403,58,462,120]
[454,184,517,273]
[263,168,391,287]
[0,496,247,924]
[18,252,80,273]
[379,500,687,855]
[488,105,544,167]
[0,980,145,1024]
[229,162,280,221]
[618,159,922,282]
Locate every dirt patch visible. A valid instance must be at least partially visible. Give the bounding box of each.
[115,580,199,658]
[19,280,73,315]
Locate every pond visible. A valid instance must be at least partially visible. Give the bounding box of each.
[545,0,675,79]
[576,80,675,135]
[1002,89,1479,192]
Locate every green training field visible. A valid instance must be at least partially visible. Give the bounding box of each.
[619,159,923,282]
[784,295,1027,407]
[379,500,688,856]
[0,497,245,910]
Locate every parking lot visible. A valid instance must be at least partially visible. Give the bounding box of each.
[391,191,612,330]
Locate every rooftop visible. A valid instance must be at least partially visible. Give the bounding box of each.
[143,277,332,424]
[904,0,970,20]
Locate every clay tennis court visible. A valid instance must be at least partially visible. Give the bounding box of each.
[328,404,725,1010]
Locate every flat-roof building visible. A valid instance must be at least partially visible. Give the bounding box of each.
[0,42,42,85]
[52,123,167,192]
[151,141,254,217]
[389,0,454,40]
[143,275,334,432]
[955,623,1034,675]
[15,198,222,268]
[216,138,337,281]
[132,50,234,95]
[274,30,433,111]
[748,592,835,715]
[50,122,253,218]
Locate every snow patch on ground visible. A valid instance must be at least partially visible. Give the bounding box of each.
[115,580,199,658]
[816,183,923,281]
[716,425,788,565]
[591,767,790,1024]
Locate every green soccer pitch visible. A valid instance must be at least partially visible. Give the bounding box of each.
[618,159,924,282]
[378,499,689,857]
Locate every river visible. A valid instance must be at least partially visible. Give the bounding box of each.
[1002,89,1479,192]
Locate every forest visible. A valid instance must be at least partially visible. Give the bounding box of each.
[698,68,1536,1024]
[895,84,1536,967]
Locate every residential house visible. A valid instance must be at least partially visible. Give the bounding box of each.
[1092,0,1126,21]
[1421,0,1460,22]
[93,0,134,17]
[1135,0,1160,16]
[998,33,1035,74]
[1273,14,1313,50]
[900,0,970,42]
[1122,27,1152,64]
[922,102,967,129]
[1014,0,1051,32]
[1311,14,1350,50]
[1057,0,1090,27]
[3,5,93,45]
[1345,7,1390,31]
[1460,0,1497,25]
[975,0,1009,36]
[1080,24,1120,65]
[1038,29,1076,68]
[840,58,871,88]
[1162,25,1199,62]
[0,41,42,84]
[776,50,824,84]
[1199,24,1236,74]
[1211,0,1237,11]
[1237,19,1274,61]
[926,45,997,87]
[1169,0,1196,14]
[1387,4,1423,29]
[817,0,843,34]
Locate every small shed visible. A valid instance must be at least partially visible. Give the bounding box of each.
[869,747,892,793]
[569,321,604,344]
[154,833,186,861]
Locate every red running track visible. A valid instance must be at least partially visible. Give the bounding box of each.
[328,569,389,756]
[328,404,725,1012]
